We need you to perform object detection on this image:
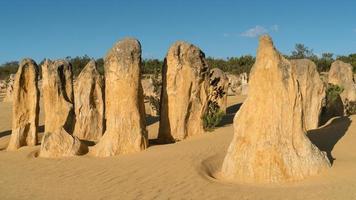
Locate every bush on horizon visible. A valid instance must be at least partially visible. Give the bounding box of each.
[1,43,355,80]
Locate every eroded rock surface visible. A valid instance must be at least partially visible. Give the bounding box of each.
[226,73,248,96]
[328,60,356,105]
[7,59,40,150]
[40,59,85,158]
[73,60,105,141]
[291,59,325,130]
[221,35,330,184]
[40,128,87,158]
[92,38,148,157]
[208,68,229,113]
[3,74,15,102]
[142,77,161,116]
[158,41,209,142]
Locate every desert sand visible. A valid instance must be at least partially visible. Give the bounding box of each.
[0,95,356,200]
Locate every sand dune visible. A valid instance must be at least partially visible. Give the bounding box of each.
[0,96,356,200]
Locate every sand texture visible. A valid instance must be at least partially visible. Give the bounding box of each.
[0,96,356,199]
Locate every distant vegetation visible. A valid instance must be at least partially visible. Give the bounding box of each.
[0,61,19,80]
[286,43,356,73]
[1,44,355,80]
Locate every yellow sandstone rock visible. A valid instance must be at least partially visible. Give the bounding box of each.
[40,59,86,158]
[221,35,330,183]
[91,38,148,157]
[73,60,104,141]
[158,41,209,142]
[290,59,325,130]
[7,59,40,150]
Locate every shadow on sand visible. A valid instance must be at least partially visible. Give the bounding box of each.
[0,125,45,138]
[307,116,351,165]
[0,130,11,138]
[218,103,243,127]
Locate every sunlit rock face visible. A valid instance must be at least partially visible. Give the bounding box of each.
[290,59,325,130]
[221,35,330,184]
[92,38,148,157]
[73,60,105,142]
[7,59,40,150]
[40,59,86,158]
[158,41,209,143]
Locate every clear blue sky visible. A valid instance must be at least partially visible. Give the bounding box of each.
[0,0,355,64]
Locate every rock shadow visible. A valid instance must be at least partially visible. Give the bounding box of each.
[218,103,242,127]
[38,125,45,133]
[307,116,351,165]
[146,114,160,126]
[0,125,44,138]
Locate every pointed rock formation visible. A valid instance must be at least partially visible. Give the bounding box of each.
[40,59,86,158]
[7,59,40,150]
[328,60,356,104]
[91,38,148,157]
[290,59,325,130]
[158,41,209,143]
[73,60,105,141]
[221,35,330,184]
[208,68,229,113]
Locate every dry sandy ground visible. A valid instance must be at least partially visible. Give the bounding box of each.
[0,96,356,200]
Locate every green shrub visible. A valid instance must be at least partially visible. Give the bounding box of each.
[326,84,344,104]
[203,101,225,131]
[143,68,162,116]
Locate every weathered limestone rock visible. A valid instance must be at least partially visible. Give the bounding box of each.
[0,80,6,89]
[40,128,87,158]
[7,59,40,150]
[73,60,105,141]
[236,73,249,95]
[208,68,229,113]
[291,59,325,130]
[40,59,85,158]
[92,38,148,157]
[3,74,15,102]
[226,73,248,96]
[221,35,330,184]
[226,73,239,95]
[328,60,356,104]
[42,59,75,133]
[142,77,161,116]
[158,41,209,142]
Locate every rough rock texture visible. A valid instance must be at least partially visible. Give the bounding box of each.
[236,73,249,95]
[328,60,356,104]
[40,59,85,158]
[208,68,229,113]
[7,59,40,150]
[142,77,161,116]
[226,73,248,96]
[226,74,239,95]
[221,35,330,184]
[3,74,15,102]
[291,59,325,130]
[40,128,87,158]
[91,38,148,157]
[158,41,209,143]
[0,80,6,89]
[73,60,105,141]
